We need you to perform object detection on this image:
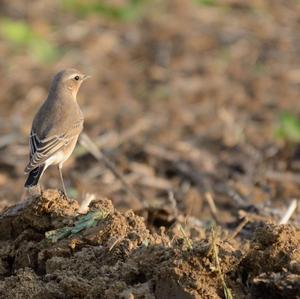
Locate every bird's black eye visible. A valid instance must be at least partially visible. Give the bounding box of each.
[74,75,80,81]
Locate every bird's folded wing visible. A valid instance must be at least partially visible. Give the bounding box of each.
[25,131,70,173]
[25,117,83,173]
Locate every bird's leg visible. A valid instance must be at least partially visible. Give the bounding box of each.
[58,164,69,200]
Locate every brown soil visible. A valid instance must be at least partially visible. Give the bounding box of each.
[0,190,299,299]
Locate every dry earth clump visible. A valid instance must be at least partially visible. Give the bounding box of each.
[0,190,299,298]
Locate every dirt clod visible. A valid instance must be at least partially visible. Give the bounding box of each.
[236,223,300,299]
[0,191,299,298]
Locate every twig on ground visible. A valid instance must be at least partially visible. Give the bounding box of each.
[238,210,271,223]
[279,199,298,224]
[178,223,193,250]
[137,176,172,190]
[108,237,123,251]
[265,170,300,184]
[230,217,249,239]
[79,133,146,208]
[205,192,219,223]
[78,193,95,214]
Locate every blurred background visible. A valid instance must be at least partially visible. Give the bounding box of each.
[1,0,300,227]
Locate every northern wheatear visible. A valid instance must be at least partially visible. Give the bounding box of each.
[24,68,89,199]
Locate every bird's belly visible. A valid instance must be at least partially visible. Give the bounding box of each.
[45,137,78,167]
[45,151,66,166]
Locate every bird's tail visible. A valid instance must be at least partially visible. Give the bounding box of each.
[24,165,45,187]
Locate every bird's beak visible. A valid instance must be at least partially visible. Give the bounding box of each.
[82,74,91,81]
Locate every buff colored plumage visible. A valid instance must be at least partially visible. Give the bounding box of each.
[24,68,89,199]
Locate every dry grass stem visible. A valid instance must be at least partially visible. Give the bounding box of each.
[279,199,298,225]
[210,228,233,299]
[205,192,219,223]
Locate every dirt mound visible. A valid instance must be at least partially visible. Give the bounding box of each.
[0,190,299,298]
[237,223,300,298]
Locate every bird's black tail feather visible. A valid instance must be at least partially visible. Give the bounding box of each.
[24,165,45,187]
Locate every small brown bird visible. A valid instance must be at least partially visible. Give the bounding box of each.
[24,68,89,199]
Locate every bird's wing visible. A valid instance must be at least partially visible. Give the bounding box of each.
[25,117,83,173]
[25,130,68,173]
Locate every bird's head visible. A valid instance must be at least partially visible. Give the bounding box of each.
[51,68,90,98]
